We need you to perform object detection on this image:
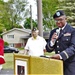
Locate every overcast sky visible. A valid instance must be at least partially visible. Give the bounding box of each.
[4,0,37,20]
[28,0,37,20]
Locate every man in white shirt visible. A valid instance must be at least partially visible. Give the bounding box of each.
[24,28,47,56]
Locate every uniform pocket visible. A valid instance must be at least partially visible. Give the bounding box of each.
[62,36,71,42]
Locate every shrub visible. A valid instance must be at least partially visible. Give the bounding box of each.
[4,41,9,46]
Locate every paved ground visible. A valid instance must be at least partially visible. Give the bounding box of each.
[0,69,14,75]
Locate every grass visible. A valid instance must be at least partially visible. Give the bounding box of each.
[3,53,14,69]
[45,52,55,56]
[3,51,55,69]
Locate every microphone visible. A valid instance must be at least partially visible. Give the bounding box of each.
[56,29,60,36]
[53,29,60,44]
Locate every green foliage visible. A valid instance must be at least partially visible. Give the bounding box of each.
[0,0,4,4]
[4,41,9,46]
[24,17,37,29]
[42,0,59,16]
[0,0,29,33]
[42,0,59,31]
[1,0,74,34]
[8,0,29,25]
[58,0,75,26]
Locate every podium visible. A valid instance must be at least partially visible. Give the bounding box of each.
[14,54,63,75]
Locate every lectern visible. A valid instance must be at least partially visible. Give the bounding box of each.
[14,54,63,75]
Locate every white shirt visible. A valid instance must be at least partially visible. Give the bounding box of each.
[24,36,47,56]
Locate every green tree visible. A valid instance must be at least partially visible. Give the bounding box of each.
[5,0,29,29]
[58,0,75,26]
[0,0,29,33]
[24,17,37,29]
[4,41,9,46]
[0,0,6,33]
[42,0,59,31]
[9,0,29,25]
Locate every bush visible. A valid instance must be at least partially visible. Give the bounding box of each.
[4,41,9,46]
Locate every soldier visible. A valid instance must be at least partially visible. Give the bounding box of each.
[46,10,75,75]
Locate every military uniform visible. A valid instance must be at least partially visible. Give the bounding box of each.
[46,24,75,75]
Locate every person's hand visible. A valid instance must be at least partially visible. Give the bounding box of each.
[51,32,58,43]
[50,54,60,60]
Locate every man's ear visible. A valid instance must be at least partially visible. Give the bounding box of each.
[65,17,67,21]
